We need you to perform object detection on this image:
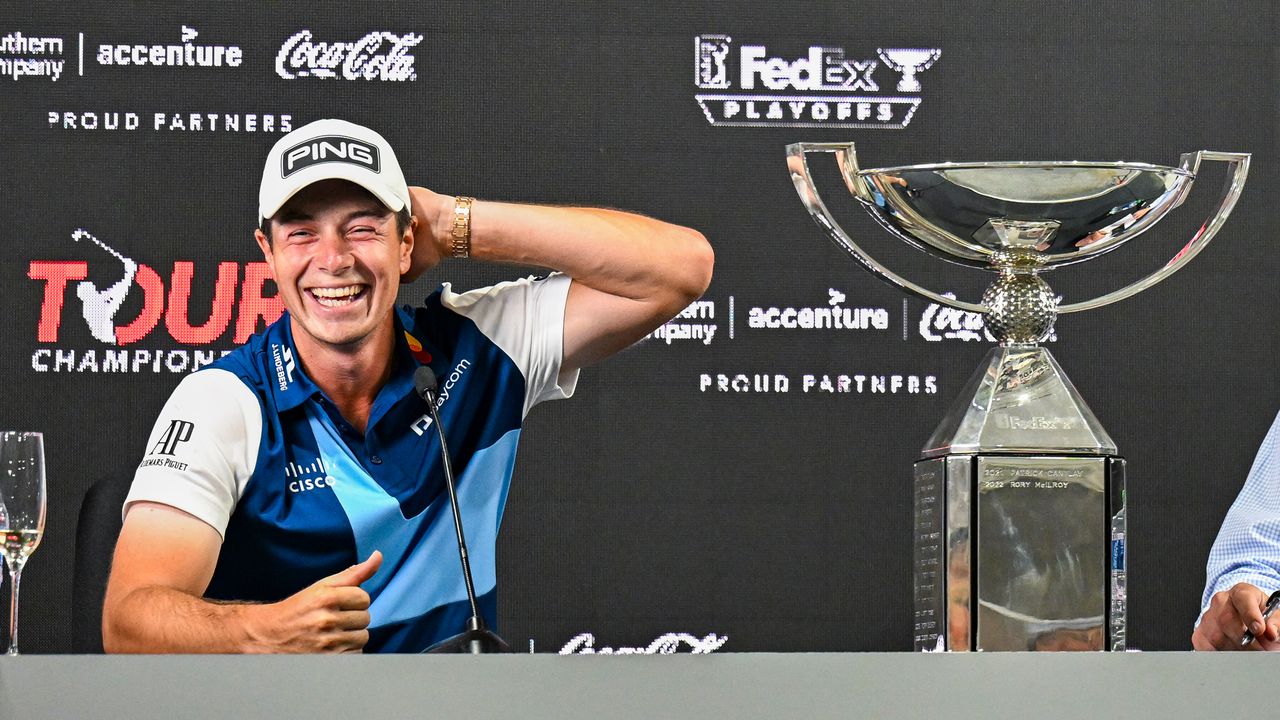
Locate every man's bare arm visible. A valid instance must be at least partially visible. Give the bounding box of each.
[103,502,379,653]
[406,188,714,372]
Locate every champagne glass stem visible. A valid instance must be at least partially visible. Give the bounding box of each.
[6,562,22,655]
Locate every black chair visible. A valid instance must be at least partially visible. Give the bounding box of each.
[72,473,132,653]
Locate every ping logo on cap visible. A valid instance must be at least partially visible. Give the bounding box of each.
[281,135,381,178]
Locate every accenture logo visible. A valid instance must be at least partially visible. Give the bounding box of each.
[693,34,940,129]
[275,30,421,81]
[95,26,243,68]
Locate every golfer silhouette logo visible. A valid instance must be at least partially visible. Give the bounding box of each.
[72,229,137,345]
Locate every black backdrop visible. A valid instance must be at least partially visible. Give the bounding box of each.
[1,1,1276,653]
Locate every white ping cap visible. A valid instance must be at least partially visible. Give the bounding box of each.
[258,118,409,224]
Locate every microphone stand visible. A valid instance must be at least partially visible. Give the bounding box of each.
[416,368,510,654]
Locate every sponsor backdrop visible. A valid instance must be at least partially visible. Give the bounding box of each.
[0,1,1276,653]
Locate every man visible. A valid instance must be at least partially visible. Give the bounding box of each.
[102,119,713,653]
[1193,412,1280,650]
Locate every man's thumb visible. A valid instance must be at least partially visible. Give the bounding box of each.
[325,550,383,587]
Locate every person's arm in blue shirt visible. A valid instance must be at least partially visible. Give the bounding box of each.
[1193,412,1280,650]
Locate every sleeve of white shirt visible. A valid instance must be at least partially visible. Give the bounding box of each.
[1198,410,1280,625]
[440,273,578,418]
[123,368,262,539]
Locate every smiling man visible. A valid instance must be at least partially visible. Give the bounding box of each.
[102,119,713,653]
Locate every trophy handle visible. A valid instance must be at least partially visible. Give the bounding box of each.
[787,142,987,314]
[1057,150,1250,314]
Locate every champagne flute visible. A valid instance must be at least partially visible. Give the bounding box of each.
[0,432,46,656]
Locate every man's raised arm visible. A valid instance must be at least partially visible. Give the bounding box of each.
[406,188,714,371]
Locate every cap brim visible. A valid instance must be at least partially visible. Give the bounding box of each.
[260,167,407,223]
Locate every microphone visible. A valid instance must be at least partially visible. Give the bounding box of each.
[413,366,510,654]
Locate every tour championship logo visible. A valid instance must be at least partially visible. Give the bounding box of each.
[26,229,282,374]
[693,34,940,128]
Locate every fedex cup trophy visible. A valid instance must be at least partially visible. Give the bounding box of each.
[787,143,1248,651]
[876,49,941,93]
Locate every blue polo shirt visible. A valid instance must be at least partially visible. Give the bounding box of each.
[127,275,576,652]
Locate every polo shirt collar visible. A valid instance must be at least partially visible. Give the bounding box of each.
[377,312,422,416]
[264,311,426,415]
[265,312,319,412]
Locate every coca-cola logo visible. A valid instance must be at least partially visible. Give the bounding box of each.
[558,632,728,655]
[275,30,422,81]
[919,295,989,342]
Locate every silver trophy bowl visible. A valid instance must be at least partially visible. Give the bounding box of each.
[857,161,1191,264]
[788,143,1249,652]
[789,144,1247,321]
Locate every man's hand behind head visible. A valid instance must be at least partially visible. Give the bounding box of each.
[403,186,449,283]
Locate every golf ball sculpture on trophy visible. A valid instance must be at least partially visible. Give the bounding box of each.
[787,143,1248,651]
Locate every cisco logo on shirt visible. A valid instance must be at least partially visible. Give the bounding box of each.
[285,457,336,494]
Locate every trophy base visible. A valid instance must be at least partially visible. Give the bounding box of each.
[913,453,1126,652]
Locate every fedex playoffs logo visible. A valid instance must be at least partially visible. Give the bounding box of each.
[693,34,940,128]
[282,135,380,178]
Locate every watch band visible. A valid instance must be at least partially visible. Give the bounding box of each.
[450,196,474,258]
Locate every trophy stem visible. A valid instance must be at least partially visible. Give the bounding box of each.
[982,244,1057,347]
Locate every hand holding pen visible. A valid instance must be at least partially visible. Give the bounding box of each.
[1240,590,1280,647]
[1191,583,1280,651]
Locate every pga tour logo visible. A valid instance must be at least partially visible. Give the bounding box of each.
[693,34,940,128]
